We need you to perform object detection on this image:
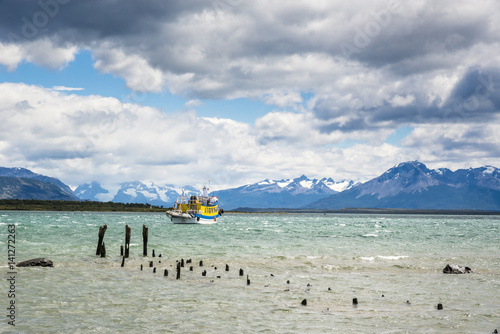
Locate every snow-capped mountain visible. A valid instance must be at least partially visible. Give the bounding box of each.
[211,175,357,210]
[307,161,500,210]
[74,181,109,202]
[111,181,201,207]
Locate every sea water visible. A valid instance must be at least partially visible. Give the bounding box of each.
[1,211,499,333]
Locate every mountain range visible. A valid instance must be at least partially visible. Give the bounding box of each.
[306,161,500,211]
[211,175,356,209]
[0,162,499,211]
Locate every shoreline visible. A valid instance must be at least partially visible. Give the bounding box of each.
[228,207,500,215]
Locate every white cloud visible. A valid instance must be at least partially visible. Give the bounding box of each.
[52,86,84,91]
[185,99,203,108]
[1,83,498,190]
[92,44,165,93]
[388,94,415,107]
[0,39,77,71]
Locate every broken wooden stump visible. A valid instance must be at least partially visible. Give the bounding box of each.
[96,224,107,256]
[125,225,131,258]
[100,242,106,258]
[142,224,148,256]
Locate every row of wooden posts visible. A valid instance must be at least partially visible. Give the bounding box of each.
[95,224,250,282]
[95,224,458,312]
[95,224,148,266]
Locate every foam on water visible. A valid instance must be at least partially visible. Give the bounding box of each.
[1,212,499,333]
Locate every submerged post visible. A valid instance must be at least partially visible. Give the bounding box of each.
[142,224,148,256]
[96,224,107,256]
[125,225,131,258]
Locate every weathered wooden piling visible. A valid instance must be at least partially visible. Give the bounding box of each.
[301,299,307,306]
[164,269,168,277]
[140,264,143,271]
[149,261,153,268]
[100,242,106,258]
[152,249,155,257]
[247,275,250,285]
[176,262,181,279]
[199,260,203,267]
[153,267,156,273]
[121,256,125,267]
[225,264,229,271]
[353,298,358,305]
[190,266,194,271]
[239,268,244,276]
[120,245,124,256]
[96,224,107,256]
[181,259,185,267]
[437,303,443,310]
[202,270,207,276]
[142,224,148,256]
[125,225,131,258]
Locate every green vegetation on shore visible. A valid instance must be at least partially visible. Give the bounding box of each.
[0,199,169,212]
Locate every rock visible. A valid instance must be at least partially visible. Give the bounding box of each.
[443,264,472,274]
[17,258,53,267]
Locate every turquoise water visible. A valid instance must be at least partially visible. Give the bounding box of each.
[1,211,499,333]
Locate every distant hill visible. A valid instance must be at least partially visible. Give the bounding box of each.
[306,161,500,211]
[0,167,79,201]
[0,177,78,201]
[211,175,356,210]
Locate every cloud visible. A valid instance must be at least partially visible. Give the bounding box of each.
[0,1,499,186]
[52,86,84,91]
[185,99,203,108]
[0,39,77,70]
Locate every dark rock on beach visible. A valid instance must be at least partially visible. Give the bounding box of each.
[443,264,472,274]
[16,258,54,267]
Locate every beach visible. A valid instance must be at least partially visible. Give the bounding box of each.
[1,211,499,333]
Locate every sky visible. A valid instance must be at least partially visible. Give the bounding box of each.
[1,0,500,193]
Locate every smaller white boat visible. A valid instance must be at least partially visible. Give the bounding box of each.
[166,186,223,224]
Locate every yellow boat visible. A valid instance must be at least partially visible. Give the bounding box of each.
[166,186,223,224]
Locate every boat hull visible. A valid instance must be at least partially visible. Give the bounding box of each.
[167,211,219,224]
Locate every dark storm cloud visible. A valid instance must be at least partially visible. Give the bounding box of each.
[313,66,500,133]
[0,0,209,43]
[1,0,499,132]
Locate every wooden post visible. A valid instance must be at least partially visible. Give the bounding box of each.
[121,256,125,267]
[176,262,181,279]
[96,224,107,256]
[125,225,131,258]
[120,245,124,256]
[142,224,148,256]
[100,242,106,258]
[239,268,244,276]
[225,264,229,271]
[164,269,168,277]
